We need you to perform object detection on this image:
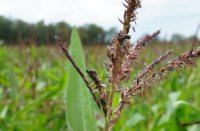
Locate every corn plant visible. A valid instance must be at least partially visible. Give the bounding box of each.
[56,0,200,130]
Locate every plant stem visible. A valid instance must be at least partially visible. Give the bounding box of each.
[105,79,117,131]
[179,121,200,127]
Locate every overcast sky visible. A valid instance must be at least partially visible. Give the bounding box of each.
[0,0,200,40]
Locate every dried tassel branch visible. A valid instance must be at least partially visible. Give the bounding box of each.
[111,50,173,125]
[121,0,141,34]
[87,70,108,116]
[135,50,173,83]
[148,47,200,81]
[110,48,200,127]
[119,30,161,80]
[105,1,142,131]
[110,48,200,130]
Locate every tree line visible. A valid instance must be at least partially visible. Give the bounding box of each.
[0,16,198,45]
[0,16,117,45]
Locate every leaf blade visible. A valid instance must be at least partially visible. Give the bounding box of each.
[65,27,98,131]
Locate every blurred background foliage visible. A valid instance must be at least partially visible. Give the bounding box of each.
[0,11,200,130]
[0,41,200,130]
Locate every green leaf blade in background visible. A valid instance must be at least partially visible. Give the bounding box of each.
[66,27,98,131]
[126,113,145,128]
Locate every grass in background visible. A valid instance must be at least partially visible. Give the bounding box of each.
[0,42,200,130]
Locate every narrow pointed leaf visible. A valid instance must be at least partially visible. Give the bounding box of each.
[65,27,98,131]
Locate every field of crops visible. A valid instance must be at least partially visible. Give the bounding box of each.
[0,41,200,130]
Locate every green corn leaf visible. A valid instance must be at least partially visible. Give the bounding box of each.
[66,27,98,131]
[126,113,145,128]
[173,101,200,123]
